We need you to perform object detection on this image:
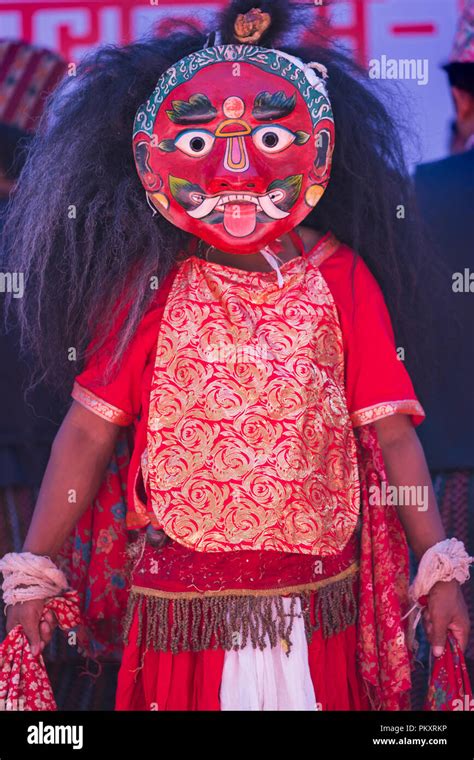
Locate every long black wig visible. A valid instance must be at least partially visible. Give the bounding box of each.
[2,0,435,398]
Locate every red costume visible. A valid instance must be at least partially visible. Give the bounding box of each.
[68,230,424,710]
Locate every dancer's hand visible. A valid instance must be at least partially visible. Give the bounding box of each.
[5,599,58,656]
[423,579,470,656]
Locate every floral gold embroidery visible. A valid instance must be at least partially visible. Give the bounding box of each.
[146,234,361,555]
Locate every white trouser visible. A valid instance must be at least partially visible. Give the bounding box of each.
[219,597,318,711]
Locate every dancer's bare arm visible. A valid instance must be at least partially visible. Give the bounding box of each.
[4,401,120,654]
[375,414,470,655]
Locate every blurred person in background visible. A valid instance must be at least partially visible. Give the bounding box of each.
[414,0,474,666]
[444,1,474,154]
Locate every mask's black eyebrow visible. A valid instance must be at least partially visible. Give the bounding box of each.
[166,93,218,125]
[252,91,297,121]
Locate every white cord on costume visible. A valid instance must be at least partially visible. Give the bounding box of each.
[145,192,158,216]
[260,246,285,288]
[0,552,70,608]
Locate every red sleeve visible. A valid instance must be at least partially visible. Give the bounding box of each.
[72,268,177,426]
[319,245,425,428]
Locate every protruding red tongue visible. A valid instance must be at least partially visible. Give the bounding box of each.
[223,203,257,238]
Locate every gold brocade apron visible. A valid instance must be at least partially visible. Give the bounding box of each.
[144,233,360,555]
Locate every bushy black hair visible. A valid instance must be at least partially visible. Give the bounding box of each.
[2,0,434,398]
[0,124,32,180]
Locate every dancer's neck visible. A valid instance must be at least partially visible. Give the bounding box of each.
[198,226,323,273]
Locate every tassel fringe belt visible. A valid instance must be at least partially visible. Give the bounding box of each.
[122,563,359,656]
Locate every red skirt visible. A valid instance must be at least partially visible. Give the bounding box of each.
[115,589,369,711]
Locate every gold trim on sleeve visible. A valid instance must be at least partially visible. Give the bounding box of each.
[350,399,425,428]
[72,381,133,426]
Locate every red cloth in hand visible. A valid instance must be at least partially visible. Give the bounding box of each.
[425,630,473,710]
[0,590,81,711]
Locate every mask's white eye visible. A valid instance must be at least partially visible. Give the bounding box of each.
[174,130,215,157]
[252,125,296,154]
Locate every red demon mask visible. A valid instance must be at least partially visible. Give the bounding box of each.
[133,46,334,254]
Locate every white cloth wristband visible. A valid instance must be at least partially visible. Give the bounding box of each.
[409,538,473,603]
[402,538,473,643]
[0,551,70,608]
